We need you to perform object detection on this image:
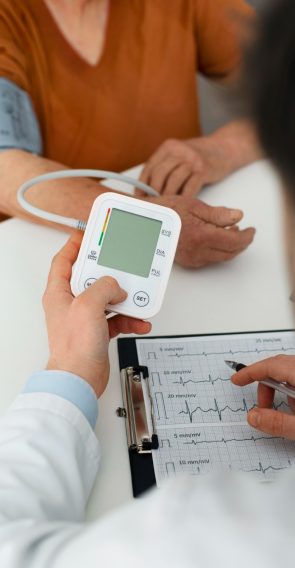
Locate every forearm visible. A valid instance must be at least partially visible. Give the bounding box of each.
[0,371,100,567]
[189,120,263,185]
[0,149,107,230]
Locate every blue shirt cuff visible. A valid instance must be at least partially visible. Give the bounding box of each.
[23,371,98,429]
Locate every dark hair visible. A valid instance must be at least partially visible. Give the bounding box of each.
[246,0,295,191]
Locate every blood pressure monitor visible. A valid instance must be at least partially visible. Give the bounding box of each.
[70,193,181,318]
[17,168,181,319]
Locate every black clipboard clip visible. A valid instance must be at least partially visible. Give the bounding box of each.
[116,366,159,454]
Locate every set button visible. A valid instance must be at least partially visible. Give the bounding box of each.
[133,291,150,307]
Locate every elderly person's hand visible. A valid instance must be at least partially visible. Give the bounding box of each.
[147,195,255,268]
[44,232,151,397]
[140,123,261,197]
[140,138,222,196]
[232,355,295,440]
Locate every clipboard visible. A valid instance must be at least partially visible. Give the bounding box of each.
[117,336,158,497]
[117,330,295,498]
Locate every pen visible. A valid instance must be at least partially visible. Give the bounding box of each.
[225,360,295,400]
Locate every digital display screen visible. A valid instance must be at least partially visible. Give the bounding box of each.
[97,208,162,278]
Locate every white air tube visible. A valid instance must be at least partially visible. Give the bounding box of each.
[17,169,159,231]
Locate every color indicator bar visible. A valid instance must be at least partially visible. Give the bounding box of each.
[98,208,111,246]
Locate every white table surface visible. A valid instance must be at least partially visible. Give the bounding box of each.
[0,160,293,520]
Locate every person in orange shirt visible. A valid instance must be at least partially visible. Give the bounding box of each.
[0,0,259,268]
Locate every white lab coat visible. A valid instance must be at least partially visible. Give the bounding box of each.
[0,391,294,568]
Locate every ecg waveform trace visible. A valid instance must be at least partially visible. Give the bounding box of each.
[173,374,231,387]
[152,424,295,485]
[136,333,295,486]
[183,435,281,446]
[179,398,255,423]
[245,460,292,476]
[169,346,295,359]
[179,399,290,424]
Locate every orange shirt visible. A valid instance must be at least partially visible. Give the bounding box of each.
[0,0,252,171]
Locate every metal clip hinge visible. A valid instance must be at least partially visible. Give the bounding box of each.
[117,366,158,453]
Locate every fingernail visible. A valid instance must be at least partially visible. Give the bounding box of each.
[248,408,260,427]
[230,209,243,222]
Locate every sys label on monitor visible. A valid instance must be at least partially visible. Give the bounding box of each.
[71,193,181,318]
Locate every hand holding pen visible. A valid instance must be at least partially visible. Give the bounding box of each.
[226,355,295,440]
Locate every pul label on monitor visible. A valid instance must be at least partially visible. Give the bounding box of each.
[71,193,181,319]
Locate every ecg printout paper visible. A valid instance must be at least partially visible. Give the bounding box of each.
[136,331,295,486]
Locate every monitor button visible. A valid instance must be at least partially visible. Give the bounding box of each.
[133,291,150,307]
[84,278,97,289]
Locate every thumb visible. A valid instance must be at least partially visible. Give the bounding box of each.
[248,408,295,440]
[81,276,127,311]
[194,201,244,227]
